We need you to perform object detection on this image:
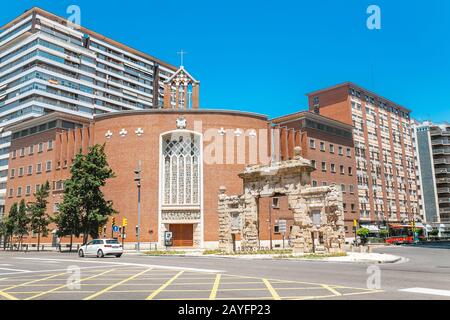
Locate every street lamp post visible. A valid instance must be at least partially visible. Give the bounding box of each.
[134,161,142,252]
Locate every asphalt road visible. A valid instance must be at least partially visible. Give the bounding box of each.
[0,244,449,300]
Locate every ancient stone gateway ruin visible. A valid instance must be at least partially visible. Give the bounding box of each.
[218,148,345,255]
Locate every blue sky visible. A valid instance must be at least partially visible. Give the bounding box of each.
[2,0,449,122]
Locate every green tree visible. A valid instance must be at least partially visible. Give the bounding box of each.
[54,185,82,251]
[15,199,30,250]
[4,203,18,249]
[28,181,51,251]
[0,217,7,249]
[56,144,116,245]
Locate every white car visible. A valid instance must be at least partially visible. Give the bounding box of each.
[78,239,123,258]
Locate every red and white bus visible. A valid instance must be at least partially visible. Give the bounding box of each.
[385,224,425,245]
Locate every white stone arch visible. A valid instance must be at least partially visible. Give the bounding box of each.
[158,129,204,248]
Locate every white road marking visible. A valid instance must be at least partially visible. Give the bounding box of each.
[399,287,450,297]
[14,257,224,273]
[0,267,31,273]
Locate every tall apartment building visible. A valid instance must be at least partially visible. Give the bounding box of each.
[0,7,177,216]
[414,121,450,234]
[306,83,420,225]
[272,111,358,236]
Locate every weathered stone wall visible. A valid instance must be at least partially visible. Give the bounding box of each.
[218,147,345,254]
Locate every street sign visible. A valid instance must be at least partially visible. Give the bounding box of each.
[112,225,119,232]
[278,220,287,233]
[122,218,127,227]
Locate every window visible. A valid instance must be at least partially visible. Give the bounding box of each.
[10,168,15,178]
[53,180,64,191]
[338,146,343,155]
[351,204,356,212]
[36,163,42,174]
[312,210,321,226]
[274,225,280,233]
[48,140,53,150]
[53,203,59,213]
[8,188,13,197]
[46,161,52,172]
[348,167,353,175]
[340,165,344,174]
[320,142,325,151]
[272,197,280,208]
[349,185,354,193]
[29,145,34,155]
[321,162,326,171]
[309,139,315,149]
[18,167,24,177]
[11,150,16,159]
[346,148,351,157]
[322,181,327,186]
[311,160,316,168]
[17,187,22,197]
[162,132,201,206]
[35,184,41,192]
[330,144,335,153]
[27,165,32,175]
[25,185,31,196]
[331,163,336,173]
[20,147,25,157]
[341,184,346,192]
[312,180,317,187]
[38,143,44,153]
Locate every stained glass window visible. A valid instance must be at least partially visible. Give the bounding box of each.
[162,132,200,205]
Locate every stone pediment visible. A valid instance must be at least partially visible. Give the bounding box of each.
[239,156,314,180]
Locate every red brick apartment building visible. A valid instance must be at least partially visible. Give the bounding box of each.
[272,111,358,236]
[306,82,419,225]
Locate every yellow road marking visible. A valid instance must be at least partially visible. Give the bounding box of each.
[321,284,342,296]
[262,279,281,300]
[0,291,18,300]
[209,274,221,300]
[146,271,184,300]
[25,269,114,300]
[0,272,66,292]
[84,268,152,300]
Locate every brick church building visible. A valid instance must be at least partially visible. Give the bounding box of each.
[4,66,359,249]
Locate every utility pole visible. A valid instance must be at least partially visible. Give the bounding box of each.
[134,161,142,252]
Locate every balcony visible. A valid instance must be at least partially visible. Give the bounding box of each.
[440,207,450,214]
[434,158,449,165]
[435,168,450,175]
[437,187,450,194]
[433,148,450,155]
[438,198,450,203]
[436,178,450,184]
[432,139,450,146]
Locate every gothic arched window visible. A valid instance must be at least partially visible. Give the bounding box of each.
[162,132,200,206]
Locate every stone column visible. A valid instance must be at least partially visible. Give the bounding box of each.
[218,187,233,253]
[240,194,259,251]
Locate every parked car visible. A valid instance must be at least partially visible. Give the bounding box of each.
[78,239,123,258]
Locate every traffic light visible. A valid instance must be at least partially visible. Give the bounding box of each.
[98,226,102,236]
[112,217,116,226]
[122,218,127,227]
